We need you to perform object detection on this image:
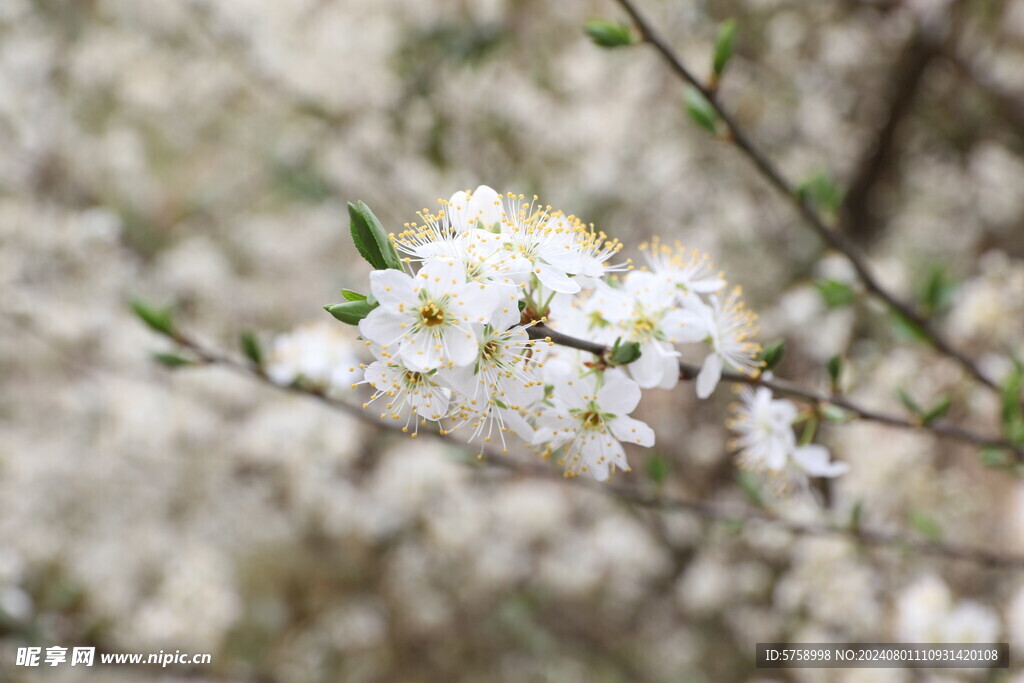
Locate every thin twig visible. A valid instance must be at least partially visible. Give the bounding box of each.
[160,327,1024,570]
[611,0,997,391]
[528,324,1023,457]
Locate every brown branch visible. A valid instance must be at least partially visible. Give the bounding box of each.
[528,324,1023,458]
[842,25,944,244]
[157,326,1024,570]
[611,0,997,391]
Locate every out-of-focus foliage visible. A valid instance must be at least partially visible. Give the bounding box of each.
[2,0,1024,681]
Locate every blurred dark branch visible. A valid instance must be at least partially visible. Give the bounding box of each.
[611,0,998,392]
[945,49,1024,135]
[528,324,1023,458]
[841,23,946,244]
[158,326,1024,570]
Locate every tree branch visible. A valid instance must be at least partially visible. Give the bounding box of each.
[155,326,1024,570]
[611,0,997,391]
[527,324,1023,458]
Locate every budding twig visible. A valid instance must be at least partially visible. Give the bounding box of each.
[154,326,1024,569]
[611,0,997,392]
[527,324,1024,459]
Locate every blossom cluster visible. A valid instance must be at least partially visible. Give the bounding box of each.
[340,186,833,481]
[728,380,849,491]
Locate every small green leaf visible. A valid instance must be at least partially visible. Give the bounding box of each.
[736,471,764,508]
[584,19,635,48]
[325,300,378,326]
[849,500,864,530]
[340,289,367,302]
[152,352,192,368]
[921,265,955,317]
[898,388,922,416]
[759,339,786,371]
[921,395,951,425]
[889,310,930,345]
[799,416,818,446]
[1002,362,1023,430]
[240,330,263,367]
[646,453,670,484]
[131,299,175,337]
[608,338,642,365]
[819,404,849,423]
[349,201,403,271]
[980,447,1013,469]
[827,355,842,391]
[814,278,855,308]
[908,510,942,541]
[685,86,718,133]
[798,171,843,214]
[712,19,736,77]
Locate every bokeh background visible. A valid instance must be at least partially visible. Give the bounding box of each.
[3,0,1024,680]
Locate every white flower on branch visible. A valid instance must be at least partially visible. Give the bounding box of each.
[675,288,762,398]
[532,369,654,481]
[358,259,499,372]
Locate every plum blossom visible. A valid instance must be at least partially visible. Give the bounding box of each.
[358,258,498,372]
[532,369,654,481]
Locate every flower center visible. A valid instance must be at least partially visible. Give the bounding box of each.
[581,410,603,430]
[482,339,502,360]
[419,302,445,327]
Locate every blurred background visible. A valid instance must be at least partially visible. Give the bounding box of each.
[2,0,1024,680]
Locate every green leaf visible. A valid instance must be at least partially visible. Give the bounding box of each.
[240,330,263,367]
[584,19,635,48]
[897,388,922,416]
[1002,362,1023,430]
[685,86,718,133]
[349,201,403,271]
[130,299,175,337]
[889,310,930,345]
[849,500,864,530]
[921,395,951,425]
[908,510,942,542]
[759,339,786,371]
[325,300,378,326]
[819,404,849,423]
[980,447,1013,469]
[712,19,737,77]
[736,471,764,508]
[799,416,818,446]
[798,171,843,214]
[827,355,842,390]
[814,278,855,308]
[152,352,192,368]
[921,265,955,317]
[646,453,670,484]
[340,289,367,302]
[608,338,642,365]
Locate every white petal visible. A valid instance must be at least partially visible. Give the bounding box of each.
[358,309,407,347]
[609,416,655,447]
[597,371,642,414]
[793,445,848,477]
[399,331,444,372]
[695,353,723,399]
[656,350,681,390]
[441,325,480,367]
[467,185,502,228]
[673,310,711,343]
[628,342,666,389]
[418,258,467,298]
[535,263,580,294]
[369,269,416,308]
[453,282,500,324]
